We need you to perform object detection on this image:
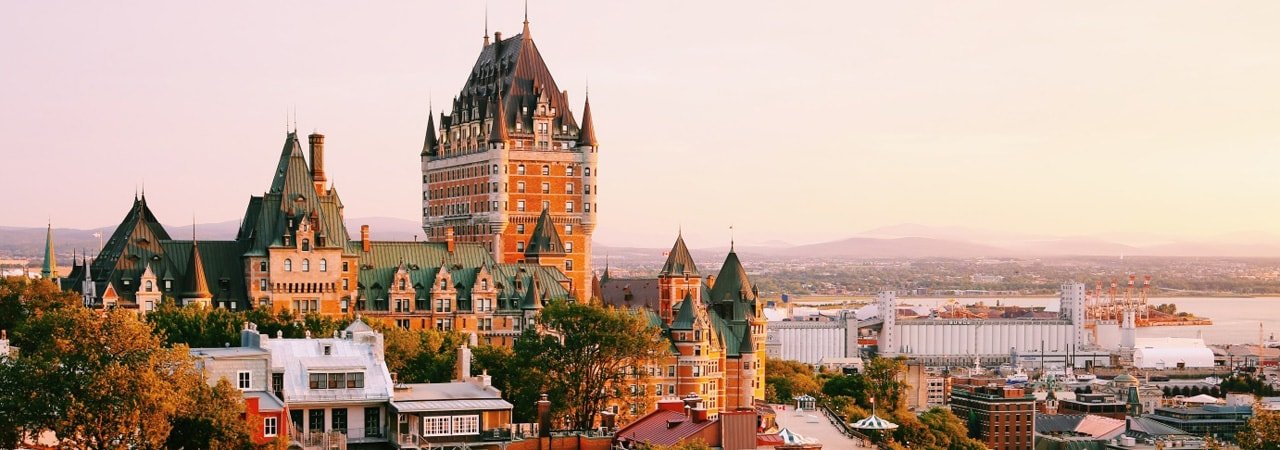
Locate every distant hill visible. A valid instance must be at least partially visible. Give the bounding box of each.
[7,219,1280,264]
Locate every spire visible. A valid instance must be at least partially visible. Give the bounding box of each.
[184,241,213,300]
[577,93,598,147]
[483,3,490,48]
[41,221,58,280]
[522,0,531,40]
[422,103,439,156]
[671,292,698,330]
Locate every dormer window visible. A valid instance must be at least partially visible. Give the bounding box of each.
[481,279,489,290]
[440,279,447,291]
[323,345,332,356]
[400,279,407,290]
[164,280,172,290]
[145,281,153,292]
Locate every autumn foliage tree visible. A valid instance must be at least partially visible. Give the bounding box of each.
[1236,410,1280,450]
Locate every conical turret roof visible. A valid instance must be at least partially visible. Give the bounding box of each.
[524,208,565,256]
[488,95,510,143]
[577,95,598,147]
[183,242,213,299]
[710,248,753,303]
[422,111,439,156]
[42,223,58,279]
[660,233,698,276]
[670,292,698,330]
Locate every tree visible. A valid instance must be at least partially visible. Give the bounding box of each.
[506,302,666,430]
[166,378,255,450]
[1236,410,1280,450]
[765,359,821,404]
[12,306,200,449]
[643,439,712,450]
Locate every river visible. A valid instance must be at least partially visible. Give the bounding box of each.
[893,296,1280,346]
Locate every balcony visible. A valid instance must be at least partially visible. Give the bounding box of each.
[288,389,391,403]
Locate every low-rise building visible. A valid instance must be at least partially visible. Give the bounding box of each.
[190,343,289,445]
[949,377,1036,450]
[1144,404,1253,442]
[389,343,514,449]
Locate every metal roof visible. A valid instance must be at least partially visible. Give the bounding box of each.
[392,398,513,413]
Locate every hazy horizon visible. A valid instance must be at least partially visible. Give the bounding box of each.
[5,1,1280,248]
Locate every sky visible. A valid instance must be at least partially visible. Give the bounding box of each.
[3,1,1280,248]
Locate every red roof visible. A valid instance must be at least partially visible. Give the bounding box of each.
[615,409,717,447]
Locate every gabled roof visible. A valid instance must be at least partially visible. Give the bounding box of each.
[615,409,717,447]
[89,195,172,304]
[660,234,698,276]
[525,208,565,256]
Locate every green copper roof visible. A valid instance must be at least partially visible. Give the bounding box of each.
[670,292,697,330]
[660,234,698,276]
[42,224,58,279]
[709,249,753,303]
[524,208,565,257]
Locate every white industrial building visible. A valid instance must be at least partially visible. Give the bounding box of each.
[878,283,1111,367]
[1132,337,1215,369]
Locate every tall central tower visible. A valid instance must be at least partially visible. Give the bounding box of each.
[422,17,598,299]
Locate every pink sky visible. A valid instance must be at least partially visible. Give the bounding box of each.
[3,1,1280,247]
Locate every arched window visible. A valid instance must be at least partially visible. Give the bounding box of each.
[259,261,267,271]
[517,164,526,175]
[302,259,310,272]
[440,279,448,290]
[541,165,549,175]
[284,259,293,272]
[145,280,153,292]
[565,166,574,176]
[584,167,591,176]
[320,259,327,272]
[301,239,310,252]
[482,279,489,290]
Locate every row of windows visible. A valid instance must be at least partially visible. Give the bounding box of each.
[422,415,479,436]
[425,163,592,182]
[514,199,584,213]
[308,372,366,390]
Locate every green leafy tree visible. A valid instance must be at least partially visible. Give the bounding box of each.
[1236,410,1280,450]
[503,302,665,430]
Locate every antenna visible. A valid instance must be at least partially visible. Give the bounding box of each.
[730,225,735,251]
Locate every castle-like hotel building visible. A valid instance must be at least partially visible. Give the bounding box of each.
[52,15,765,422]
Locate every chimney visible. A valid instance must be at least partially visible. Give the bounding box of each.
[240,321,261,348]
[495,31,502,42]
[536,393,552,437]
[600,410,616,430]
[456,343,472,381]
[309,133,326,194]
[692,407,708,423]
[658,398,685,413]
[445,227,456,253]
[361,225,371,252]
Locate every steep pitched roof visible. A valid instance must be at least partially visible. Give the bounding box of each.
[42,224,58,279]
[670,292,697,330]
[577,95,598,147]
[524,209,565,256]
[90,195,172,304]
[422,111,439,156]
[488,95,510,143]
[659,234,698,276]
[447,27,582,142]
[183,242,213,299]
[709,249,753,303]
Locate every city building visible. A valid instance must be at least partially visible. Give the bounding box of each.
[190,343,289,445]
[56,131,574,345]
[1057,393,1128,419]
[599,235,767,419]
[900,361,947,411]
[949,377,1037,450]
[421,16,597,300]
[1144,404,1253,442]
[388,343,515,449]
[613,397,758,450]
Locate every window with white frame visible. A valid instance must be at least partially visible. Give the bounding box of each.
[452,415,480,435]
[422,416,452,436]
[237,371,251,390]
[263,417,278,437]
